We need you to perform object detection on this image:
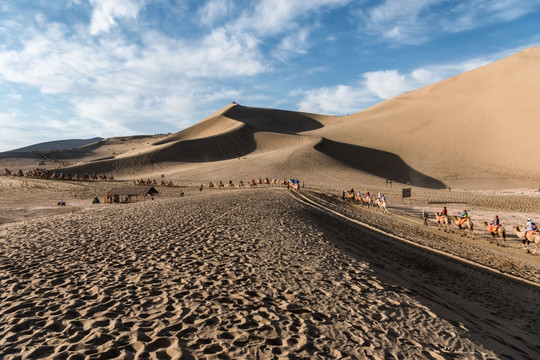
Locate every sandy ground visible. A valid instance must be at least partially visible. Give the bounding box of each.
[0,177,539,359]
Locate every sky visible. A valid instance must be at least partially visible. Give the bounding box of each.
[1,0,540,152]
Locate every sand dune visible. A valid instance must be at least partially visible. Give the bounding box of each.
[2,48,540,190]
[315,47,540,184]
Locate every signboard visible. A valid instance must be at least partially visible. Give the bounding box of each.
[402,188,411,198]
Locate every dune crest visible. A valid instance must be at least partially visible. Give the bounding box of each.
[2,48,539,189]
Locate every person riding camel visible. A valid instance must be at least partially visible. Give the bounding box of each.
[489,215,500,233]
[441,206,447,217]
[522,218,537,239]
[458,210,468,226]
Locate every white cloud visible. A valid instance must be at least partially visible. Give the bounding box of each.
[357,0,540,44]
[445,0,540,32]
[273,27,310,61]
[297,85,376,114]
[364,70,410,99]
[0,16,268,138]
[359,0,438,44]
[198,0,235,27]
[89,0,144,35]
[234,0,351,37]
[295,50,518,114]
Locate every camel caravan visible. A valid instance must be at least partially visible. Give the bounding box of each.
[3,168,115,182]
[202,177,289,189]
[345,189,388,214]
[433,211,539,254]
[133,178,174,186]
[342,190,538,254]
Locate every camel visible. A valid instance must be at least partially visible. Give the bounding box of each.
[450,216,474,238]
[377,199,389,214]
[363,196,373,208]
[482,222,506,247]
[513,226,540,254]
[435,212,450,232]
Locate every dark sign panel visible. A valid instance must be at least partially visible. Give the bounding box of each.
[402,188,411,198]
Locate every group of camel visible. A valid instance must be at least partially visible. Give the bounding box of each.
[206,178,290,188]
[3,168,115,181]
[347,190,388,214]
[134,178,174,186]
[434,212,539,254]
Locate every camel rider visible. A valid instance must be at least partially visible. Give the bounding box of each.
[441,207,448,217]
[523,218,537,239]
[458,210,468,226]
[489,215,500,233]
[366,192,371,198]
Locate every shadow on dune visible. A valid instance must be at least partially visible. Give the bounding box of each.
[223,105,324,133]
[59,104,324,173]
[56,128,259,175]
[151,128,257,162]
[315,138,446,189]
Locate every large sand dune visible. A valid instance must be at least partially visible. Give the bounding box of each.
[2,48,539,190]
[314,47,540,184]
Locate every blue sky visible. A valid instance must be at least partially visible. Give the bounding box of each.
[1,0,540,151]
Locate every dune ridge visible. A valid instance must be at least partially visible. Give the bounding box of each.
[2,48,540,190]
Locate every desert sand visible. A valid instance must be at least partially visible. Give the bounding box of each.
[1,47,540,359]
[0,176,539,359]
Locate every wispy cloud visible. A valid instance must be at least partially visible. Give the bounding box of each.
[89,0,145,35]
[444,0,540,32]
[198,0,236,27]
[357,0,540,45]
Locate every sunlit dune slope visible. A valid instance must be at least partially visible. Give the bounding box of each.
[314,47,540,182]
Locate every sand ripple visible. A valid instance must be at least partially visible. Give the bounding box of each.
[1,190,537,359]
